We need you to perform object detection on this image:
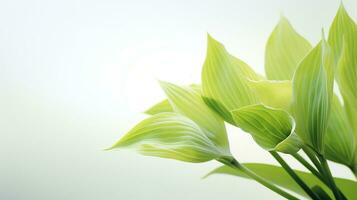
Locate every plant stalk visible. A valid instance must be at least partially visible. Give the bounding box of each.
[271,151,320,200]
[293,153,349,199]
[302,146,346,199]
[317,155,344,200]
[218,157,299,200]
[292,153,323,181]
[302,146,324,173]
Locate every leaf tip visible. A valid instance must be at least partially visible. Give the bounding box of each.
[321,28,326,41]
[277,14,291,28]
[158,80,171,90]
[104,143,119,151]
[336,1,352,21]
[338,1,346,14]
[206,33,223,51]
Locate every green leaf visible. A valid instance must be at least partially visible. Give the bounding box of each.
[265,16,312,80]
[203,80,293,125]
[145,84,201,115]
[325,95,356,167]
[145,99,173,115]
[328,4,357,143]
[202,97,235,125]
[292,38,334,153]
[231,104,302,154]
[108,113,226,163]
[248,80,292,110]
[230,55,263,81]
[204,163,357,199]
[201,34,257,113]
[336,25,357,140]
[328,4,357,65]
[189,83,202,93]
[160,81,229,149]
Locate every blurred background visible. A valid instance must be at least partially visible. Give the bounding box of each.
[1,0,357,199]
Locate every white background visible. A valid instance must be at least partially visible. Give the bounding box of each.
[1,0,357,199]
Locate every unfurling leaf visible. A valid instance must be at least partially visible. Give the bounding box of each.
[204,164,357,199]
[292,38,334,153]
[108,113,227,162]
[201,34,257,114]
[231,104,302,154]
[159,81,229,149]
[265,16,312,80]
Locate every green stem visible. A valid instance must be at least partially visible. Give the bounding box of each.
[317,155,344,200]
[218,157,299,200]
[293,153,348,199]
[302,146,324,173]
[301,147,347,199]
[271,152,320,200]
[292,153,324,181]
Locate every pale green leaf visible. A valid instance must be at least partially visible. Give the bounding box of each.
[265,16,312,80]
[231,104,302,154]
[202,80,292,125]
[292,38,334,153]
[328,4,357,64]
[108,113,225,163]
[248,80,292,110]
[145,84,201,115]
[204,163,357,199]
[145,99,173,115]
[336,27,357,140]
[243,77,354,161]
[160,81,229,149]
[246,78,355,164]
[328,4,357,142]
[230,55,263,81]
[201,97,235,125]
[189,83,202,93]
[202,34,257,113]
[325,95,356,167]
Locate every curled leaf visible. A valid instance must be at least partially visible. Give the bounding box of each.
[231,104,302,154]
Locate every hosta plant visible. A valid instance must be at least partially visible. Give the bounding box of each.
[109,4,357,200]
